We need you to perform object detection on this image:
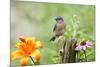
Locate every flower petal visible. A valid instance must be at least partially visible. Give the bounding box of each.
[75,45,82,51]
[77,45,81,50]
[82,46,86,50]
[15,42,26,49]
[26,37,35,50]
[75,46,79,51]
[11,50,23,61]
[15,42,21,48]
[35,41,43,49]
[30,50,40,62]
[20,57,28,66]
[86,41,92,48]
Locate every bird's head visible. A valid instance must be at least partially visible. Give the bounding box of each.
[55,16,64,23]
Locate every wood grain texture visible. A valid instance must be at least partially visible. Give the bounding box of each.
[56,36,77,63]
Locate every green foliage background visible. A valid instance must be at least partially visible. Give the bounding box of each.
[11,1,95,66]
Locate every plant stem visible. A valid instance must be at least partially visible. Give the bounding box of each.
[83,50,87,62]
[76,51,79,62]
[29,56,34,64]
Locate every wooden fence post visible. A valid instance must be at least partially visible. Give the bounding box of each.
[57,36,77,63]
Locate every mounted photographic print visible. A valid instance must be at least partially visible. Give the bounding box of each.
[10,0,95,66]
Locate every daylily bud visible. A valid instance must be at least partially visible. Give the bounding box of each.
[19,36,26,42]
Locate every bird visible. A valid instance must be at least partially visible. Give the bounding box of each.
[50,16,66,41]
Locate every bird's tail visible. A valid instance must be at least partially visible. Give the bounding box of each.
[50,36,56,41]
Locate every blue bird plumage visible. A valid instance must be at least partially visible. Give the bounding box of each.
[53,24,57,32]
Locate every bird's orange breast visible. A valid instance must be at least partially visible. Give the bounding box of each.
[56,23,65,32]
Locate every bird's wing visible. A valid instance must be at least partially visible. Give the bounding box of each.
[53,24,57,32]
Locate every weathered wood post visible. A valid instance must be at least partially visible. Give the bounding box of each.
[56,35,77,63]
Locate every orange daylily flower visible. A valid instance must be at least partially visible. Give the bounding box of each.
[11,36,43,66]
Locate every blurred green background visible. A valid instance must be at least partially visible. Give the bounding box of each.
[11,1,95,65]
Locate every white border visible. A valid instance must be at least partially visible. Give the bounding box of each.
[0,0,98,67]
[0,0,10,67]
[17,0,95,5]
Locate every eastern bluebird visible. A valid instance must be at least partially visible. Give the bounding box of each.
[50,16,66,41]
